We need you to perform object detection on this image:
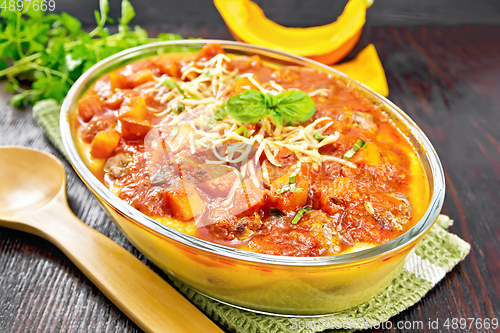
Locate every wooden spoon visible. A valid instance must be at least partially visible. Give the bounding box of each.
[0,146,223,333]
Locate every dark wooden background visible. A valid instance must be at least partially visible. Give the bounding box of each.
[1,1,500,332]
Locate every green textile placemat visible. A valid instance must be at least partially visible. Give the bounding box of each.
[33,99,470,333]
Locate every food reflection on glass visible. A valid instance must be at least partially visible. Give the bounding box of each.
[74,43,429,258]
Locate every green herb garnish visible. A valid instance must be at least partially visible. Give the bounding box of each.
[172,103,184,114]
[208,105,228,129]
[343,139,367,161]
[0,0,183,107]
[276,184,303,195]
[225,89,316,127]
[168,127,179,139]
[288,161,301,184]
[236,125,248,138]
[291,206,313,225]
[314,132,328,141]
[194,139,210,148]
[162,77,189,99]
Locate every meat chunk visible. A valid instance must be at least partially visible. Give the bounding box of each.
[319,177,360,215]
[104,153,133,178]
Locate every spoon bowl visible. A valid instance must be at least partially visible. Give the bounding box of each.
[0,146,222,333]
[0,147,64,219]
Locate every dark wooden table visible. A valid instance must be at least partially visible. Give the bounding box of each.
[1,19,500,333]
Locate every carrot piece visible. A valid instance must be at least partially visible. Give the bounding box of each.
[109,72,129,91]
[90,129,121,159]
[164,186,204,221]
[153,55,181,77]
[268,170,309,212]
[227,179,266,217]
[119,96,150,121]
[131,70,155,87]
[231,76,260,94]
[121,118,151,140]
[77,95,102,122]
[196,43,225,61]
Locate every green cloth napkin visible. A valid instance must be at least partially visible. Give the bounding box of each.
[33,99,470,333]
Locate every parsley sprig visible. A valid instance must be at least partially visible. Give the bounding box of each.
[0,0,183,107]
[225,89,316,127]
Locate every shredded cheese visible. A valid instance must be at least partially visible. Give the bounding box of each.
[142,55,355,172]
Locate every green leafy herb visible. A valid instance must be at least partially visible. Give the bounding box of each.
[288,161,301,184]
[202,68,211,76]
[225,89,316,127]
[172,103,184,114]
[343,139,367,161]
[314,132,327,141]
[236,125,248,138]
[0,0,183,107]
[291,206,313,225]
[162,77,189,99]
[194,139,210,148]
[208,105,228,129]
[168,127,179,139]
[276,184,303,195]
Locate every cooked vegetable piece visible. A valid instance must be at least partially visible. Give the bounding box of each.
[231,76,260,94]
[121,118,151,140]
[228,179,266,217]
[109,72,129,91]
[131,70,155,87]
[90,129,121,159]
[152,55,181,77]
[196,43,226,61]
[119,96,150,121]
[350,142,382,165]
[164,186,204,221]
[78,95,103,122]
[268,169,309,211]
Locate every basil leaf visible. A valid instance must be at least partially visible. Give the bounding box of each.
[276,89,316,123]
[226,90,269,124]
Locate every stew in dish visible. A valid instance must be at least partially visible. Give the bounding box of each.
[74,43,429,257]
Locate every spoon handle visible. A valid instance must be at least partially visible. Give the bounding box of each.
[32,200,223,333]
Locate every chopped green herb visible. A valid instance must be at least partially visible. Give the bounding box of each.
[314,132,328,141]
[225,89,316,127]
[208,105,228,129]
[291,206,313,225]
[162,77,189,99]
[288,161,301,184]
[236,126,248,138]
[202,68,211,76]
[343,139,367,161]
[194,139,210,148]
[172,103,184,114]
[276,183,303,195]
[168,127,179,139]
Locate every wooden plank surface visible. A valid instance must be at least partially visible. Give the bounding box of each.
[1,24,500,332]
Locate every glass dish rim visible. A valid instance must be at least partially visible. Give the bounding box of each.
[60,39,445,267]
